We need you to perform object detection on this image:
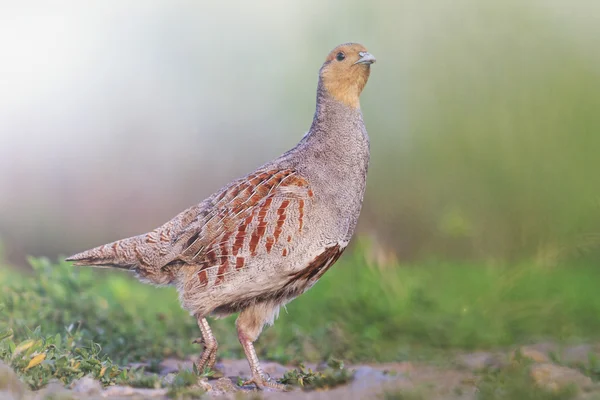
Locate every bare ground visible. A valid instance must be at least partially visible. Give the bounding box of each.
[3,343,600,400]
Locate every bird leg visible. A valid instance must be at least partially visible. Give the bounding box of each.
[193,316,218,372]
[238,331,287,390]
[236,306,287,391]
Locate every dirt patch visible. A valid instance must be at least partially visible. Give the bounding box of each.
[5,343,600,399]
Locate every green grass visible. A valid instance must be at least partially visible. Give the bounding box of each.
[2,242,600,390]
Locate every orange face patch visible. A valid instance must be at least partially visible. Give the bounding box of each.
[320,43,373,109]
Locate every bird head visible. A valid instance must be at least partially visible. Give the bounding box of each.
[319,43,376,109]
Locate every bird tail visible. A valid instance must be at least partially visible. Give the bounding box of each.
[65,236,142,269]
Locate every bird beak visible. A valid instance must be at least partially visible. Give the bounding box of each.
[354,51,376,65]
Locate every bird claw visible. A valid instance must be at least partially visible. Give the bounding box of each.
[193,338,218,373]
[242,375,288,391]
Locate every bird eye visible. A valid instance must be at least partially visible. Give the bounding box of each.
[336,52,345,61]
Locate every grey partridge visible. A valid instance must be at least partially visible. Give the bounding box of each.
[66,43,376,390]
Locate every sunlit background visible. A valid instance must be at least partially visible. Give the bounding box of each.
[1,0,599,267]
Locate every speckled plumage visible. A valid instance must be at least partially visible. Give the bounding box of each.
[66,43,375,390]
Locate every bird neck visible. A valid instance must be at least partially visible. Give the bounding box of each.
[308,78,365,138]
[294,78,370,209]
[293,77,369,169]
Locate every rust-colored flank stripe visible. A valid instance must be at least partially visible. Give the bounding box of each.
[198,270,208,286]
[265,236,275,253]
[236,256,245,269]
[248,172,281,204]
[248,173,262,186]
[228,185,242,200]
[274,200,290,243]
[298,199,304,232]
[250,197,272,256]
[233,214,253,256]
[206,250,218,266]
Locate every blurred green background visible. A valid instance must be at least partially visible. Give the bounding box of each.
[1,0,598,266]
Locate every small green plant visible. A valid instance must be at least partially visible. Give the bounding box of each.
[280,358,353,390]
[0,328,122,390]
[166,369,205,399]
[570,352,600,382]
[236,376,245,387]
[191,361,215,379]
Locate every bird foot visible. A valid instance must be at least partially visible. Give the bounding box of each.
[193,337,218,373]
[242,375,288,391]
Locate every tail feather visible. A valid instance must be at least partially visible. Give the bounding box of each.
[64,254,133,269]
[65,236,142,269]
[65,231,183,287]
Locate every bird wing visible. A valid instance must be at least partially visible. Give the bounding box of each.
[66,167,314,287]
[170,167,314,286]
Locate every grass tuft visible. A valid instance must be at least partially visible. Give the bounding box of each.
[166,369,205,399]
[280,358,353,390]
